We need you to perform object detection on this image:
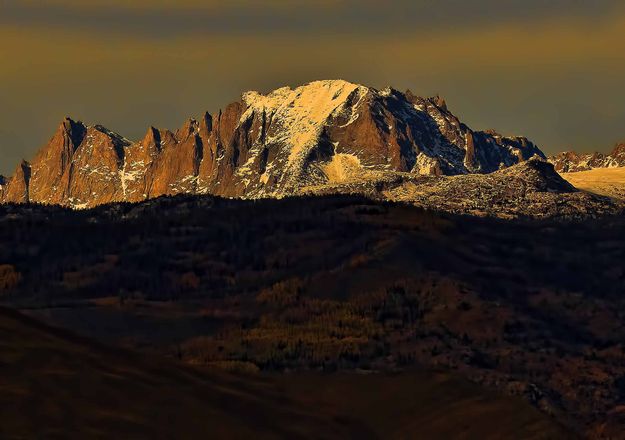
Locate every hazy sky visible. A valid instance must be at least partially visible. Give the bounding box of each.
[2,0,625,175]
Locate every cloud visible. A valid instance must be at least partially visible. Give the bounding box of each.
[2,0,622,38]
[10,0,336,10]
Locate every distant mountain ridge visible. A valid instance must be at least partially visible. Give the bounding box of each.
[1,80,545,209]
[549,142,625,173]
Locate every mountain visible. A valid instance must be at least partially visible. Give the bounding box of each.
[1,80,545,209]
[1,120,130,208]
[376,157,619,218]
[301,156,621,219]
[549,142,625,173]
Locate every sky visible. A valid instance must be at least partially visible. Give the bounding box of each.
[1,0,625,175]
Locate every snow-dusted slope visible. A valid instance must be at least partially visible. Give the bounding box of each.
[2,80,546,208]
[198,79,544,199]
[238,81,365,193]
[549,143,625,173]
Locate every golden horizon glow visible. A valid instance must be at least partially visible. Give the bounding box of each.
[1,0,625,175]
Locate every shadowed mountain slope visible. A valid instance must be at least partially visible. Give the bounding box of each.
[1,195,624,436]
[0,307,567,439]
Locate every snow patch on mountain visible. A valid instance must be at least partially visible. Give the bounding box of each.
[242,80,365,191]
[550,142,625,173]
[2,79,550,212]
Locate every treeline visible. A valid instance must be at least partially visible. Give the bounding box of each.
[0,195,389,304]
[179,278,436,371]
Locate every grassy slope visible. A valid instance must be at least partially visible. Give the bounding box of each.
[561,167,625,200]
[278,372,568,440]
[0,307,567,439]
[0,306,361,439]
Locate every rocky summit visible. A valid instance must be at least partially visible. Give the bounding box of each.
[549,142,625,173]
[1,80,548,211]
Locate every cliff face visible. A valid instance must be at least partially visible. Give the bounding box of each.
[0,175,6,200]
[549,142,625,173]
[2,120,130,208]
[2,161,31,204]
[2,80,545,209]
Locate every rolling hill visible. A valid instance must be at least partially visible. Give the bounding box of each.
[0,306,567,439]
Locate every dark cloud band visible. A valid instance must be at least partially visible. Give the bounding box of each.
[1,0,620,38]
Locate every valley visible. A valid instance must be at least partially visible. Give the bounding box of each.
[1,195,624,437]
[0,307,566,439]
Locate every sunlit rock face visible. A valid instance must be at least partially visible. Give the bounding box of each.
[549,142,625,173]
[2,80,544,209]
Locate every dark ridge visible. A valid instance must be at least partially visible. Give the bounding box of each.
[20,160,31,202]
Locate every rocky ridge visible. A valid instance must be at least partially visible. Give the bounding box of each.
[2,80,546,211]
[302,158,621,219]
[549,142,625,173]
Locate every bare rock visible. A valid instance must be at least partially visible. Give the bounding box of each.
[1,80,572,217]
[549,141,625,172]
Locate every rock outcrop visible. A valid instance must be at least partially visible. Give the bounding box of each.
[1,119,130,208]
[2,80,546,209]
[550,142,625,173]
[2,160,31,204]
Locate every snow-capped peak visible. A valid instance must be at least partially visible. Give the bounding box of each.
[3,79,546,209]
[240,80,370,188]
